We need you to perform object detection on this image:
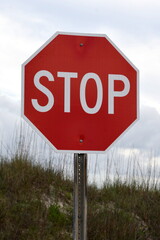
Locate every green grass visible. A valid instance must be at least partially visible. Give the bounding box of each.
[0,156,73,240]
[0,154,160,240]
[88,181,160,239]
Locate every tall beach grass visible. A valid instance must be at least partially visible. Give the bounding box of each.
[1,121,160,190]
[0,121,160,239]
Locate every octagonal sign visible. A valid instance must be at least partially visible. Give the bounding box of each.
[22,32,139,153]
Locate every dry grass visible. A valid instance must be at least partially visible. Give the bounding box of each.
[0,125,160,239]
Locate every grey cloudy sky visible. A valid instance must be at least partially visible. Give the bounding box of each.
[1,0,160,161]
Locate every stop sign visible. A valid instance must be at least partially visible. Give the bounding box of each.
[22,32,138,153]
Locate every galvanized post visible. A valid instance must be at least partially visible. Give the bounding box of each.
[73,153,87,240]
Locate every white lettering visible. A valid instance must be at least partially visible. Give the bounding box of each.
[31,70,54,112]
[31,71,130,115]
[80,73,103,114]
[108,74,130,114]
[57,72,78,112]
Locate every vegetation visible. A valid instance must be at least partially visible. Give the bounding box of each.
[0,155,72,240]
[0,153,159,240]
[0,127,160,239]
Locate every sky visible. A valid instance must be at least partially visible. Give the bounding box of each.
[1,0,160,182]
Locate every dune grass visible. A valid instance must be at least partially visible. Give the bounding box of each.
[0,153,160,239]
[0,126,160,239]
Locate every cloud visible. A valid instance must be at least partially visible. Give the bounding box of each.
[1,0,160,40]
[116,105,160,153]
[111,35,160,113]
[0,93,20,146]
[0,0,160,161]
[0,13,45,97]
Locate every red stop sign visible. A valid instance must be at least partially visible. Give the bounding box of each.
[22,32,139,153]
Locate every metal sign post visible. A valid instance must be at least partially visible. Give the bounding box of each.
[73,153,87,240]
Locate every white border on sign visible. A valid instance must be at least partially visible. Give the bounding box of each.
[21,31,139,154]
